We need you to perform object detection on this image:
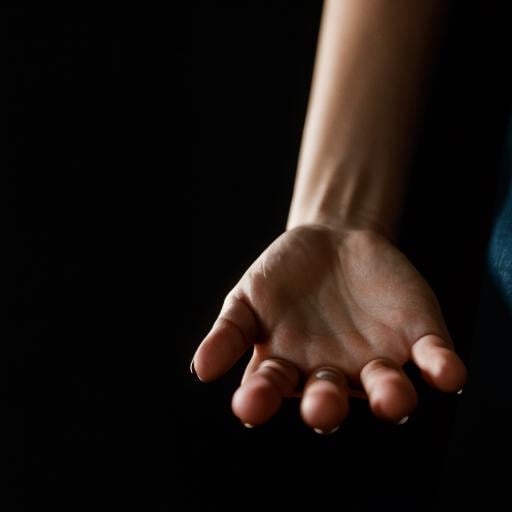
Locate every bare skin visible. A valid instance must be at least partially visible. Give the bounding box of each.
[192,225,466,432]
[191,0,467,432]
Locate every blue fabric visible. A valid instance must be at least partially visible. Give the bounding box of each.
[487,123,512,314]
[468,116,512,404]
[437,114,512,509]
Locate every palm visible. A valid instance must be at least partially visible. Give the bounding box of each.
[245,226,442,378]
[193,225,466,432]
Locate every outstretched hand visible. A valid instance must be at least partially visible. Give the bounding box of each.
[191,225,466,433]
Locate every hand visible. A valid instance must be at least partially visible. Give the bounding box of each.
[191,224,467,433]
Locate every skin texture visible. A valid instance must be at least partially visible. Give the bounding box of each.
[192,225,467,432]
[287,0,447,240]
[191,0,467,431]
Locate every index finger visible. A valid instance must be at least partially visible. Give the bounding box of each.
[192,294,258,382]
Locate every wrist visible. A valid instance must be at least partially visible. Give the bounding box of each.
[287,218,396,245]
[287,158,405,244]
[286,189,398,242]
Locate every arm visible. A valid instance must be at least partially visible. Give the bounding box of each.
[288,0,446,241]
[192,0,466,433]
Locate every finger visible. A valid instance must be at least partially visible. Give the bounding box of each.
[231,358,300,427]
[411,334,467,392]
[192,294,258,382]
[240,353,262,386]
[300,367,349,434]
[360,358,417,423]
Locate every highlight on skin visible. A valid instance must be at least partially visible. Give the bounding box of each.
[191,0,467,431]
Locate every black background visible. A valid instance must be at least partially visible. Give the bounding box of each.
[7,2,512,510]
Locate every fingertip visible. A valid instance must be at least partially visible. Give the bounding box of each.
[191,345,216,383]
[189,358,207,383]
[231,376,283,426]
[194,295,258,382]
[300,385,348,431]
[420,348,468,393]
[300,369,349,432]
[193,323,251,382]
[367,378,417,423]
[412,336,468,393]
[360,359,417,423]
[231,386,247,419]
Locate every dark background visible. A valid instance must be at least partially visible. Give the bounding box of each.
[7,2,512,510]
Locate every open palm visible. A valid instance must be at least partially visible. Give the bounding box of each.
[192,225,466,433]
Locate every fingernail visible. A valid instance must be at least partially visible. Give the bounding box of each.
[396,416,409,425]
[243,423,255,429]
[190,360,196,376]
[457,388,463,395]
[314,425,340,435]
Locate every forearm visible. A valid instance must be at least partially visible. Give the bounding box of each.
[287,0,446,241]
